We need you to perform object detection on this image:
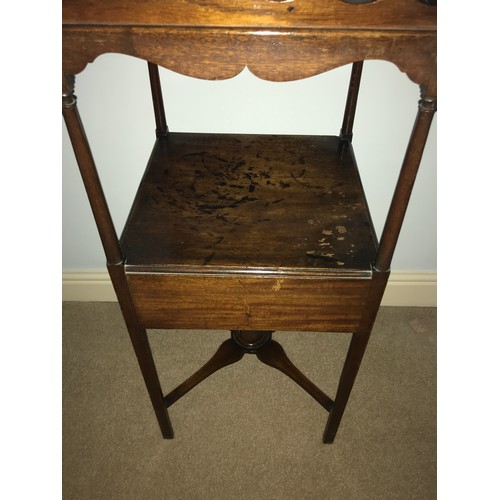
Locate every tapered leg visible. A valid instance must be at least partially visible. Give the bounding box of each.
[64,75,173,438]
[107,264,174,439]
[322,269,389,443]
[126,324,175,438]
[323,94,437,444]
[322,331,370,443]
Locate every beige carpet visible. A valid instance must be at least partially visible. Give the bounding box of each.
[62,303,436,499]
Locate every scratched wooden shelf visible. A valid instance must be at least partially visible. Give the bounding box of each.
[120,133,377,277]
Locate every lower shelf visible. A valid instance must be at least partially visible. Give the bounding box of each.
[120,133,377,275]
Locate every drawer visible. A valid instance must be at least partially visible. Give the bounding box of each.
[126,272,371,332]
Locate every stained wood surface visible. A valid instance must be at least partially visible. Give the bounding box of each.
[63,0,436,88]
[62,0,436,31]
[126,273,371,331]
[62,27,437,90]
[120,134,377,275]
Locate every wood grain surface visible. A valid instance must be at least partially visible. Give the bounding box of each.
[120,133,377,274]
[126,273,371,331]
[62,0,436,31]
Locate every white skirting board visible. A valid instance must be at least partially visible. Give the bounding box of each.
[62,270,436,307]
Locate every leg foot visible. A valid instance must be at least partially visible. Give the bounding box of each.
[322,332,369,443]
[127,325,174,439]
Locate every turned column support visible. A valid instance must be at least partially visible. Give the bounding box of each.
[231,330,273,352]
[62,73,122,265]
[62,74,76,108]
[375,91,437,272]
[339,61,364,154]
[147,62,169,137]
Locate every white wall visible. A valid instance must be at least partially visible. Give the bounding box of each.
[62,54,436,272]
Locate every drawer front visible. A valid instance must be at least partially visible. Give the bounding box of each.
[126,273,371,332]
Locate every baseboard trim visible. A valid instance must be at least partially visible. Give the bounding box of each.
[380,272,436,307]
[62,269,436,307]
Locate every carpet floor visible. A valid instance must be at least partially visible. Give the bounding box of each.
[63,303,436,499]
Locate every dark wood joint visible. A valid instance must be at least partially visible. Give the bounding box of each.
[419,94,437,114]
[62,74,76,109]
